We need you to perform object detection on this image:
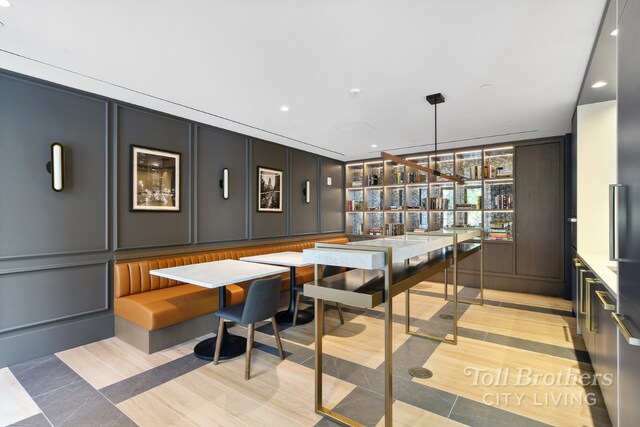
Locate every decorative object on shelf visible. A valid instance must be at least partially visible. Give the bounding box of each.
[219,168,229,200]
[258,167,283,212]
[45,142,65,192]
[303,180,311,204]
[131,145,180,211]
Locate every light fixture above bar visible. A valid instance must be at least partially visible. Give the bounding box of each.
[381,152,464,184]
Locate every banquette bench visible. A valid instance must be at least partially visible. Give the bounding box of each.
[113,236,349,353]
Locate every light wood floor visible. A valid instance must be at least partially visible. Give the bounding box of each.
[3,282,609,427]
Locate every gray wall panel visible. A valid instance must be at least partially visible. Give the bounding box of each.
[196,127,248,243]
[320,158,345,233]
[0,75,108,258]
[290,150,319,235]
[0,262,108,333]
[116,105,191,250]
[251,139,288,239]
[0,312,114,368]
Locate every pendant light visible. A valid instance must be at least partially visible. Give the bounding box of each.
[426,93,445,176]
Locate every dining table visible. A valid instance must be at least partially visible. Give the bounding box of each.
[150,259,288,361]
[240,251,314,325]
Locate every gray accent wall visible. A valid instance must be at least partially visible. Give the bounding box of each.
[251,139,289,239]
[115,105,192,250]
[290,150,320,235]
[0,69,344,367]
[195,126,249,243]
[321,158,345,233]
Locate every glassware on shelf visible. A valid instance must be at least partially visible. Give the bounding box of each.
[484,147,513,179]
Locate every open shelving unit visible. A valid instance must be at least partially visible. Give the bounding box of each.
[345,145,515,241]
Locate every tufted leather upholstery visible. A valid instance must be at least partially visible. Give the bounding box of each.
[114,237,348,330]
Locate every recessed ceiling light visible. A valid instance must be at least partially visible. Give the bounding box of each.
[591,81,608,88]
[610,29,618,36]
[350,88,362,95]
[371,144,378,148]
[0,0,12,7]
[480,84,492,89]
[280,105,289,112]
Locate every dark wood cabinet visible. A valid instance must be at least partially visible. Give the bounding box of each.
[515,142,563,281]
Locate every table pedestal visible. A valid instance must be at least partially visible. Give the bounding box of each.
[194,284,246,361]
[275,266,314,325]
[194,324,246,361]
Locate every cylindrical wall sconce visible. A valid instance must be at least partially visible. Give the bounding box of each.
[219,168,229,199]
[304,180,310,203]
[46,142,65,192]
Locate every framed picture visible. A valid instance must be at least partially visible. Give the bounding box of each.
[258,167,283,212]
[131,146,180,211]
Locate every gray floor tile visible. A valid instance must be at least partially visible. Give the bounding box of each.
[484,333,591,362]
[10,355,82,400]
[330,386,385,427]
[9,413,52,427]
[34,379,135,427]
[393,376,457,417]
[449,396,551,427]
[500,301,573,317]
[377,335,440,380]
[100,353,208,404]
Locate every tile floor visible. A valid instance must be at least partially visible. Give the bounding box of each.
[1,282,612,427]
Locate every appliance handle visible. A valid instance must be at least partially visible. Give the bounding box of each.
[609,184,622,261]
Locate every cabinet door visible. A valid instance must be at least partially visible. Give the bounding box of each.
[617,0,640,425]
[592,286,617,427]
[515,142,563,280]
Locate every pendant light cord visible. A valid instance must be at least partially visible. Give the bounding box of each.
[434,102,438,172]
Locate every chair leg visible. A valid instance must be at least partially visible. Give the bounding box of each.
[336,303,345,325]
[245,323,254,380]
[272,317,285,360]
[213,317,225,365]
[292,290,301,327]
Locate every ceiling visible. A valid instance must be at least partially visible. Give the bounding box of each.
[0,0,607,161]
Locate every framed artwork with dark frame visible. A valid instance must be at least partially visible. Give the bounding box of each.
[258,166,283,212]
[131,145,180,211]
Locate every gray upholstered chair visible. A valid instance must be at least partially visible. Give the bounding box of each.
[213,276,285,380]
[292,264,345,326]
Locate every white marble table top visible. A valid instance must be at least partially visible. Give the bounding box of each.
[239,251,311,268]
[347,235,453,261]
[150,259,288,289]
[303,247,387,270]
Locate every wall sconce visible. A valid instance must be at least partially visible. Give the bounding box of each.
[45,142,65,192]
[303,180,310,203]
[219,168,229,199]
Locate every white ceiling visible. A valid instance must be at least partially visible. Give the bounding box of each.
[0,0,606,161]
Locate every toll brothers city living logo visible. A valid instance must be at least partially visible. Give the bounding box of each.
[463,367,612,408]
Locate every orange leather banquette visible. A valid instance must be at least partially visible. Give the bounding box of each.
[113,237,349,332]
